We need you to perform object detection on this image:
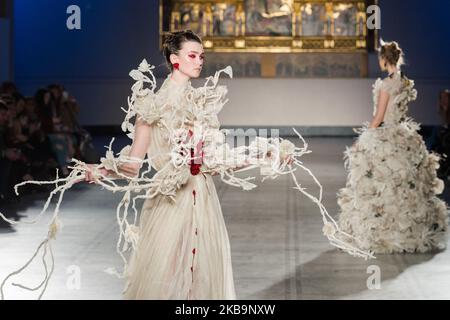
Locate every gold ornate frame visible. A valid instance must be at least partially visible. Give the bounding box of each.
[160,0,378,53]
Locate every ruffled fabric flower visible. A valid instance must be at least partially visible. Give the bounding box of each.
[433,178,445,195]
[322,222,336,237]
[279,140,296,161]
[99,145,133,172]
[138,59,153,73]
[121,60,159,139]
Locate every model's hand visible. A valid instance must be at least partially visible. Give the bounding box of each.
[84,164,109,183]
[118,162,141,178]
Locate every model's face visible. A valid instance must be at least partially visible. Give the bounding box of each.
[171,41,204,79]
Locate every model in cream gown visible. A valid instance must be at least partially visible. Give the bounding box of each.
[337,73,448,254]
[122,74,236,299]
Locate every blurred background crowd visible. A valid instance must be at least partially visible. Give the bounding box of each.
[0,81,99,204]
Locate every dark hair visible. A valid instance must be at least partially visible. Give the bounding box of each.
[34,89,49,109]
[48,84,63,94]
[379,41,404,68]
[162,30,202,72]
[0,81,17,94]
[0,101,7,112]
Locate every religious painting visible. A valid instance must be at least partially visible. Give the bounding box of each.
[333,3,358,36]
[160,0,378,77]
[245,0,293,36]
[212,3,238,36]
[178,3,203,34]
[300,3,326,36]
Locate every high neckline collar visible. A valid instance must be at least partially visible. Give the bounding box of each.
[167,74,191,88]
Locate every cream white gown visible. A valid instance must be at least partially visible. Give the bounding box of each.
[337,73,448,254]
[123,76,236,299]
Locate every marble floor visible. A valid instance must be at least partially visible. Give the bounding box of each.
[1,137,450,300]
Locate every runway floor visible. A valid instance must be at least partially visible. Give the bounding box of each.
[1,137,450,300]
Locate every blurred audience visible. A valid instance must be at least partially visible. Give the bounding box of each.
[0,81,98,204]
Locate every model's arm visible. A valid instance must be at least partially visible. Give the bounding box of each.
[118,117,152,177]
[369,90,390,129]
[85,117,151,182]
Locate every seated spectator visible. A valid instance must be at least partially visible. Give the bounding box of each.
[0,100,24,201]
[432,90,450,179]
[0,80,99,202]
[35,88,72,176]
